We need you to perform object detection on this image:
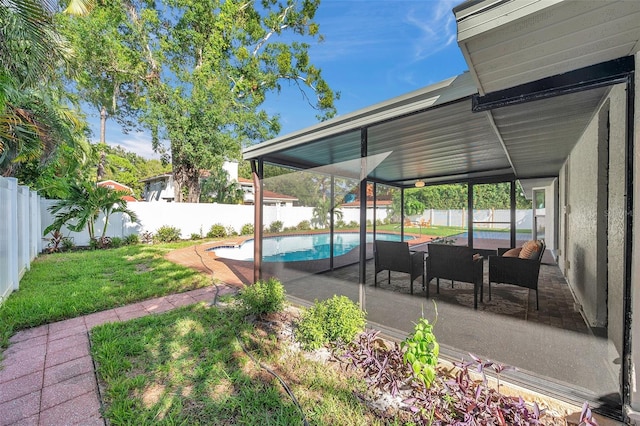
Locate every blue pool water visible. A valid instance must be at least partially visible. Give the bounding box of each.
[210,232,413,262]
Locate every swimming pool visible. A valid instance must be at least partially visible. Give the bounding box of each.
[210,232,414,262]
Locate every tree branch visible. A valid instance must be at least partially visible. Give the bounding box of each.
[252,4,293,57]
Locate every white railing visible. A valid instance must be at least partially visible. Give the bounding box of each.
[0,177,42,304]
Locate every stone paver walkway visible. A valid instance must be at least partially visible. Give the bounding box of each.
[0,284,238,426]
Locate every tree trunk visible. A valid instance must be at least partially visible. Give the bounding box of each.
[172,162,200,203]
[100,106,107,144]
[187,173,201,203]
[97,150,106,181]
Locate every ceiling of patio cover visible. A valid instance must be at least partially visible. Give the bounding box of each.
[243,71,610,188]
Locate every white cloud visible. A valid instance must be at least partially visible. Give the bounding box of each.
[406,0,459,61]
[109,131,167,160]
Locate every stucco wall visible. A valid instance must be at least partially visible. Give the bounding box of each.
[561,92,609,327]
[608,84,627,356]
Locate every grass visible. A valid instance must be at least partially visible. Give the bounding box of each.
[90,304,393,425]
[0,241,212,352]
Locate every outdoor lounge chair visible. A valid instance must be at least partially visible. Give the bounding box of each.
[425,243,484,309]
[374,240,425,295]
[488,239,546,310]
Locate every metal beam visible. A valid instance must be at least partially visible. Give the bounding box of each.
[473,56,635,112]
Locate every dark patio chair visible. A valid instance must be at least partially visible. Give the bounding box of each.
[374,240,425,295]
[425,243,484,309]
[488,239,546,309]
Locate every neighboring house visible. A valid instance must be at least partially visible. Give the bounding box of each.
[139,161,299,205]
[97,180,137,202]
[140,173,175,202]
[238,178,298,207]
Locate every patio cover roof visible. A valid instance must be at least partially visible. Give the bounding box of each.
[243,70,609,189]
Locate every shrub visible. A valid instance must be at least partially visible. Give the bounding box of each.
[110,237,123,248]
[268,220,283,233]
[240,223,254,235]
[335,219,346,228]
[190,233,202,240]
[123,234,139,245]
[239,277,286,316]
[89,236,112,249]
[140,231,154,244]
[206,223,227,238]
[89,239,98,250]
[401,317,439,388]
[61,237,75,251]
[154,226,181,243]
[347,220,358,228]
[296,220,311,231]
[296,295,365,350]
[226,225,238,236]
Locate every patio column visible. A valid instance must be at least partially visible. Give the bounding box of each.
[251,159,264,283]
[510,180,516,248]
[373,183,377,238]
[467,184,473,248]
[359,129,368,310]
[400,188,405,241]
[330,175,335,270]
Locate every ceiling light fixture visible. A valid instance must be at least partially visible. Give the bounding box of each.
[415,180,425,188]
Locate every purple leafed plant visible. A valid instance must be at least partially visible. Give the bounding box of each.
[334,329,544,425]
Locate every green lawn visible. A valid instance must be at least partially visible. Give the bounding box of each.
[0,241,212,352]
[90,304,391,425]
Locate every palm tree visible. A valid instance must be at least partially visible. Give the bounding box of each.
[0,0,93,176]
[311,198,343,229]
[45,181,138,242]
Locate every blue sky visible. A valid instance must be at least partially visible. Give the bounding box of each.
[89,0,468,159]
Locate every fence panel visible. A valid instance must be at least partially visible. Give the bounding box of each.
[0,177,41,304]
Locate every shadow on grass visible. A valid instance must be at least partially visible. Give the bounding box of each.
[90,303,383,425]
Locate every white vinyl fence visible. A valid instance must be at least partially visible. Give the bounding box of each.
[0,177,42,304]
[2,179,533,303]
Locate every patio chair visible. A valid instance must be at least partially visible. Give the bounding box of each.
[374,240,425,295]
[488,239,546,309]
[425,243,484,309]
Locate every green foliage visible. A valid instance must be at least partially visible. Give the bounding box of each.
[200,167,244,204]
[154,226,181,243]
[44,181,138,241]
[0,1,90,180]
[311,198,343,229]
[206,224,227,238]
[392,183,531,214]
[61,237,75,251]
[401,318,439,388]
[89,144,171,198]
[123,234,139,245]
[110,237,123,248]
[240,223,254,235]
[267,221,283,233]
[86,0,338,202]
[89,238,99,250]
[296,220,311,231]
[238,278,286,316]
[226,226,238,236]
[190,233,202,240]
[296,295,366,350]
